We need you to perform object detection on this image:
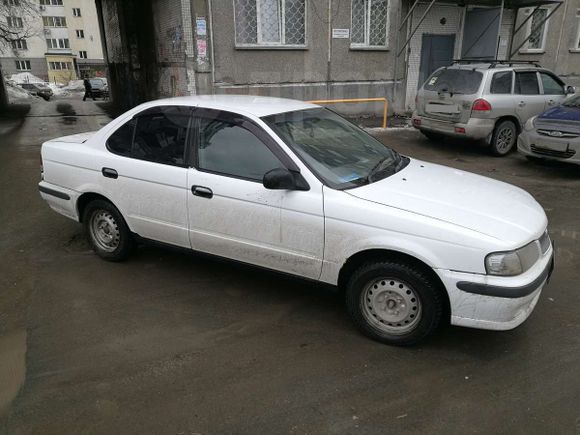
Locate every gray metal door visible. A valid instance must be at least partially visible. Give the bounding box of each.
[418,34,455,89]
[462,8,500,59]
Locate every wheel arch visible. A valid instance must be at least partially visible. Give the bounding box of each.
[494,115,522,134]
[76,192,122,223]
[338,249,451,322]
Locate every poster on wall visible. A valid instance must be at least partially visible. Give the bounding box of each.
[196,18,207,36]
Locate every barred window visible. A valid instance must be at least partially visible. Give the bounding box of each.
[351,0,389,48]
[524,8,548,51]
[234,0,306,46]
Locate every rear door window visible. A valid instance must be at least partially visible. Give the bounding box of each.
[490,71,513,94]
[515,72,540,95]
[423,69,483,94]
[540,72,565,95]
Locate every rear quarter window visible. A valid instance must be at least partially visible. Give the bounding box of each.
[423,69,483,94]
[491,71,513,94]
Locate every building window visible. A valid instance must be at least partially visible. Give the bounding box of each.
[40,0,64,5]
[46,38,70,49]
[351,0,389,48]
[42,16,67,27]
[79,50,87,59]
[76,29,84,38]
[72,7,81,17]
[15,60,31,70]
[4,0,21,6]
[11,39,27,50]
[7,16,24,28]
[49,61,72,70]
[576,9,580,50]
[234,0,306,47]
[522,8,548,52]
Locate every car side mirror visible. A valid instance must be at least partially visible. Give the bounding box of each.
[566,85,576,95]
[263,168,309,191]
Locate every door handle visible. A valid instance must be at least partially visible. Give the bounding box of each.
[191,185,213,199]
[102,167,118,179]
[518,101,526,107]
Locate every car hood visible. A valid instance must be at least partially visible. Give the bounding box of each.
[346,159,547,245]
[538,104,580,122]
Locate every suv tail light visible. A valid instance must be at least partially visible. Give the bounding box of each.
[472,99,492,112]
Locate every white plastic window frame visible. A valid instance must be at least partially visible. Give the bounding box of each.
[350,0,391,51]
[519,7,549,54]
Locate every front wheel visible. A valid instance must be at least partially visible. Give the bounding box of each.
[345,261,444,346]
[83,200,134,261]
[490,120,517,156]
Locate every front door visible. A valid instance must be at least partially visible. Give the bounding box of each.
[462,7,501,59]
[186,109,324,279]
[418,34,455,89]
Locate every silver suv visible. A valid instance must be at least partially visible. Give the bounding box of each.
[411,61,575,156]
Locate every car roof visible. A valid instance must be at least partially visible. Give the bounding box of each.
[145,95,319,118]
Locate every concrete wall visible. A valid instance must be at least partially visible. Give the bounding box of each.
[512,1,580,87]
[0,58,49,81]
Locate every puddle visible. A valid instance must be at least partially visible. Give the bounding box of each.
[0,329,27,416]
[56,103,76,117]
[61,116,78,125]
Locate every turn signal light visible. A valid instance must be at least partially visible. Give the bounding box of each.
[472,99,492,112]
[413,118,421,127]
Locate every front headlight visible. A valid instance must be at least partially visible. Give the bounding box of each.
[485,240,542,276]
[524,116,536,131]
[486,251,523,276]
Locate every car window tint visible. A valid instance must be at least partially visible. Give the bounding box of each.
[197,117,284,181]
[515,72,539,95]
[491,71,512,94]
[132,110,189,166]
[423,69,483,94]
[107,119,136,156]
[540,73,564,95]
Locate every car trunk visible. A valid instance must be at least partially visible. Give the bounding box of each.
[418,68,483,124]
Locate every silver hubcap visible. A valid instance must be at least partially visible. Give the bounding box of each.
[496,127,515,153]
[361,278,422,334]
[89,210,120,252]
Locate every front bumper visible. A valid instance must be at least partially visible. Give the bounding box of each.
[412,113,495,141]
[436,245,554,331]
[518,130,580,164]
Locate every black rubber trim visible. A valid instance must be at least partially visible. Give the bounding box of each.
[38,185,70,200]
[457,254,554,299]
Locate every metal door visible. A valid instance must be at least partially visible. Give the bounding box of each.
[418,34,455,90]
[461,8,501,59]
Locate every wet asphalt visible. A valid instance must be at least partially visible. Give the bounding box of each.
[0,98,579,434]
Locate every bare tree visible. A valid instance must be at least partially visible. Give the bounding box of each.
[0,0,40,49]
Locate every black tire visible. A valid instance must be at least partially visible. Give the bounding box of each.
[82,199,134,261]
[422,131,443,142]
[345,261,444,346]
[490,120,517,156]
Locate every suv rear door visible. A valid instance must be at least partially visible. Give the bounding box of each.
[514,70,545,125]
[418,68,483,124]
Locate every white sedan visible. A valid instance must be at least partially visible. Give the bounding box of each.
[39,95,554,345]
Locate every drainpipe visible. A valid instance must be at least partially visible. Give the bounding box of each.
[495,0,504,60]
[208,0,216,90]
[554,0,569,74]
[327,0,332,99]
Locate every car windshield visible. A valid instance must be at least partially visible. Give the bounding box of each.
[423,68,483,94]
[90,79,105,87]
[562,94,580,108]
[263,108,408,189]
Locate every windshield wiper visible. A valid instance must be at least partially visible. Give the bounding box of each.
[367,155,399,183]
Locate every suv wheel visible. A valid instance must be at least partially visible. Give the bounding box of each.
[491,120,517,156]
[83,199,134,261]
[345,261,444,346]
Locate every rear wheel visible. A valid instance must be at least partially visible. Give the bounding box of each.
[490,120,517,156]
[83,200,133,261]
[345,261,444,346]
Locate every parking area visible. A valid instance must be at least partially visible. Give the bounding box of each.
[0,99,579,434]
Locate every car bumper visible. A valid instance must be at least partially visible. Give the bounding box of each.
[436,245,554,331]
[518,130,580,164]
[38,181,80,221]
[412,113,495,141]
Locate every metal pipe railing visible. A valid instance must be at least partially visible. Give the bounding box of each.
[308,98,389,128]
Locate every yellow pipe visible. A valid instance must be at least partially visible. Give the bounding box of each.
[307,97,388,128]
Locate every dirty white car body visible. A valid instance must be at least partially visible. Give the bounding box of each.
[39,95,553,345]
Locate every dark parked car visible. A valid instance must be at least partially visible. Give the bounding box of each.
[19,83,53,101]
[89,78,109,99]
[518,93,580,165]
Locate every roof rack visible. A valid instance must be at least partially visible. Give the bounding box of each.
[452,59,542,68]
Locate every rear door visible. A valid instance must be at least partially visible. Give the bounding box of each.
[539,71,567,110]
[514,71,546,124]
[420,68,483,123]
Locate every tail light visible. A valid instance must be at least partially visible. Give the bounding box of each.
[472,99,492,112]
[40,153,44,179]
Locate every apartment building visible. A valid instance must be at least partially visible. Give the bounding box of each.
[0,0,105,83]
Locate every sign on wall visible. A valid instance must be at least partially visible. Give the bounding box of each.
[332,28,350,39]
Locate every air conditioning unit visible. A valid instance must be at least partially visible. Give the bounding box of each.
[43,28,51,35]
